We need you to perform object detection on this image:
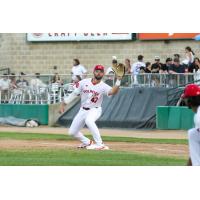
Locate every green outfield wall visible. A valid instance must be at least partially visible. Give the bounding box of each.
[0,104,49,125]
[156,106,194,130]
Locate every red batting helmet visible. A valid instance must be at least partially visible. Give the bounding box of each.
[181,84,200,98]
[93,65,105,72]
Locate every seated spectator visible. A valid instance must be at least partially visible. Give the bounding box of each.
[51,73,64,85]
[71,58,87,83]
[16,72,29,88]
[30,73,47,89]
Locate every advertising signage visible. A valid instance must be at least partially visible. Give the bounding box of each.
[27,33,135,42]
[138,33,200,40]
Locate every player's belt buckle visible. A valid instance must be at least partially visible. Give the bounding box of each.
[82,107,90,110]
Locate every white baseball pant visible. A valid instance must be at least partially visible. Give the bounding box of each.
[188,128,200,166]
[69,107,103,145]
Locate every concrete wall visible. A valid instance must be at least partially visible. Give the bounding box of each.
[0,33,200,74]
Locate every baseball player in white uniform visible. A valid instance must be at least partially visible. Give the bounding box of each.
[181,84,200,165]
[60,65,122,150]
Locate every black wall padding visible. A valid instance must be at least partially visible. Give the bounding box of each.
[58,88,175,129]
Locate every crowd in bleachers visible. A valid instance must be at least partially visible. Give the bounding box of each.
[104,46,200,87]
[0,46,200,104]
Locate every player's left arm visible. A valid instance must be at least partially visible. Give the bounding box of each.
[108,77,122,96]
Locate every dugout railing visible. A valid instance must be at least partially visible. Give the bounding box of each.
[0,73,200,105]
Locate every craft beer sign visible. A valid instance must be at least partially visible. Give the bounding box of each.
[27,33,133,41]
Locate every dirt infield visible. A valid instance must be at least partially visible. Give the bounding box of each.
[0,139,189,158]
[0,126,188,139]
[0,126,189,158]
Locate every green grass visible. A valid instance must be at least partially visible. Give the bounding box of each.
[0,149,187,166]
[0,132,188,166]
[0,132,188,145]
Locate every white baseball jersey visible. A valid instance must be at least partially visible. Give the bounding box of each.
[74,78,112,108]
[194,106,200,128]
[188,106,200,165]
[131,61,146,75]
[71,64,87,81]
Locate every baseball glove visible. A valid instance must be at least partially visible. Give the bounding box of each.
[112,63,126,77]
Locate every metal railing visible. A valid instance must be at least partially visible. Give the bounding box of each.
[0,73,199,104]
[0,68,10,75]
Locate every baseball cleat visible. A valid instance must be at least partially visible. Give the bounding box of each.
[86,144,110,150]
[77,140,93,148]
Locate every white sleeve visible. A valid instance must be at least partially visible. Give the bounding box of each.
[64,91,79,104]
[64,81,82,104]
[73,80,83,95]
[195,107,200,128]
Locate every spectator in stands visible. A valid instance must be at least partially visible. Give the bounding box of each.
[151,56,163,86]
[0,74,11,90]
[9,73,17,89]
[105,58,116,76]
[139,62,151,86]
[182,46,195,66]
[131,55,145,84]
[159,58,172,87]
[0,74,11,103]
[174,54,180,60]
[121,58,132,86]
[30,73,47,89]
[189,57,200,73]
[105,71,115,87]
[105,57,118,87]
[140,62,151,73]
[51,73,64,85]
[151,56,163,73]
[168,58,186,86]
[169,58,186,74]
[71,58,87,83]
[16,72,29,88]
[160,57,172,73]
[125,58,131,74]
